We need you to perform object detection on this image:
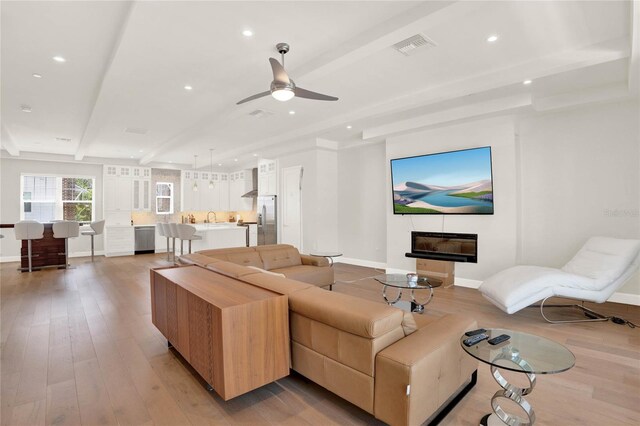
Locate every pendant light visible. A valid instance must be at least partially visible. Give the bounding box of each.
[208,149,215,189]
[192,155,198,192]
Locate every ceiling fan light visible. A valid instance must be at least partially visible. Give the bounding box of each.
[272,88,294,102]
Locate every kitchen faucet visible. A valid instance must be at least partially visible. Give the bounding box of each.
[206,211,217,223]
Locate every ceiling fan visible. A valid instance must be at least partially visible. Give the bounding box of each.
[237,42,339,105]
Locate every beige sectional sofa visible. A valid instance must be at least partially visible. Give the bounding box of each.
[173,253,478,426]
[179,244,334,287]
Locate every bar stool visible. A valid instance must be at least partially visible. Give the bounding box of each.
[81,220,105,262]
[176,224,202,255]
[158,223,171,261]
[52,221,80,268]
[14,220,44,272]
[168,223,179,262]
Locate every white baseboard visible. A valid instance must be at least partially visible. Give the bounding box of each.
[608,292,640,306]
[1,251,106,263]
[338,257,386,270]
[453,278,482,289]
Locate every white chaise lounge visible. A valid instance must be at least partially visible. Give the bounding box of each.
[479,237,640,323]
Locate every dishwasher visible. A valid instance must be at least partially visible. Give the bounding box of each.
[134,226,156,254]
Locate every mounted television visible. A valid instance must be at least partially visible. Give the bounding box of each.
[390,146,494,215]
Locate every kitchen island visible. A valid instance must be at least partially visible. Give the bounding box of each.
[189,223,247,252]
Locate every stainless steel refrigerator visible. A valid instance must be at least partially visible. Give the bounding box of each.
[257,195,277,245]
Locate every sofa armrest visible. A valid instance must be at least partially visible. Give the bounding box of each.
[300,254,330,267]
[374,314,478,426]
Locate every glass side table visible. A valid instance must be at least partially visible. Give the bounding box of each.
[374,273,442,313]
[309,252,342,291]
[460,328,575,426]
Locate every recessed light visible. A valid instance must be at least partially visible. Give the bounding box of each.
[253,153,258,157]
[32,73,42,78]
[169,161,173,163]
[218,163,222,166]
[234,158,238,162]
[55,137,71,142]
[289,110,296,115]
[184,85,193,91]
[139,149,144,152]
[523,79,532,85]
[21,105,32,113]
[242,29,253,37]
[129,156,134,159]
[52,56,66,63]
[486,35,498,43]
[346,125,352,129]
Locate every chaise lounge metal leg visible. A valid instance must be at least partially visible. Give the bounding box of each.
[532,297,610,324]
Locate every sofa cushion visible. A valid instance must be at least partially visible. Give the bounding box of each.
[240,273,314,295]
[205,261,262,280]
[288,287,404,339]
[300,254,330,267]
[246,266,285,278]
[401,312,418,336]
[223,251,264,268]
[258,246,302,270]
[271,265,334,287]
[198,246,256,258]
[178,253,221,267]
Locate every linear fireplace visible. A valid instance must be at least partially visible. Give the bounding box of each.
[405,231,478,263]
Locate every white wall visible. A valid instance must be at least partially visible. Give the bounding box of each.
[386,117,519,280]
[0,158,104,260]
[277,144,339,254]
[337,142,387,263]
[518,100,640,294]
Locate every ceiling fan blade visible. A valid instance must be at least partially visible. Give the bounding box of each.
[294,87,338,101]
[236,91,271,105]
[269,58,290,84]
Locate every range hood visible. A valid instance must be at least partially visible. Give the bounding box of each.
[241,168,258,198]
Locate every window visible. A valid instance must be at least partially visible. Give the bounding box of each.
[156,182,173,214]
[21,175,95,224]
[62,178,94,223]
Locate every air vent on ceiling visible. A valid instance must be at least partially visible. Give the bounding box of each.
[55,137,72,142]
[124,127,148,135]
[248,109,274,118]
[392,34,437,56]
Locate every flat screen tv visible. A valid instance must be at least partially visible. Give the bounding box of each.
[390,146,494,215]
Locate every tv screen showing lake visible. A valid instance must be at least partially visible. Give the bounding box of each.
[391,147,494,215]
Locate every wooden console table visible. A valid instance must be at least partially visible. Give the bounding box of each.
[150,265,290,400]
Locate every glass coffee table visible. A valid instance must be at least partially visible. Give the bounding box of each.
[460,328,575,426]
[374,273,442,313]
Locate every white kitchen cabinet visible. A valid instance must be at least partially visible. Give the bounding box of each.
[219,173,229,211]
[228,169,253,212]
[248,224,257,246]
[258,159,277,196]
[132,178,151,211]
[103,174,132,212]
[104,226,134,257]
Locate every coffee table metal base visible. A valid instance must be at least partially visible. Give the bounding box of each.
[480,364,536,426]
[382,285,433,313]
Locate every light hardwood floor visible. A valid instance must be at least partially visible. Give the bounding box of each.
[1,254,639,425]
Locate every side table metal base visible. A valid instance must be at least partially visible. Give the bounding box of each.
[480,362,536,425]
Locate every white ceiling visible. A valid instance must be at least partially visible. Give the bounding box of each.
[1,1,637,168]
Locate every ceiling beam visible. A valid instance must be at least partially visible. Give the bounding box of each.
[533,83,631,112]
[138,1,467,165]
[1,125,20,156]
[74,2,135,161]
[363,93,532,139]
[210,39,629,161]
